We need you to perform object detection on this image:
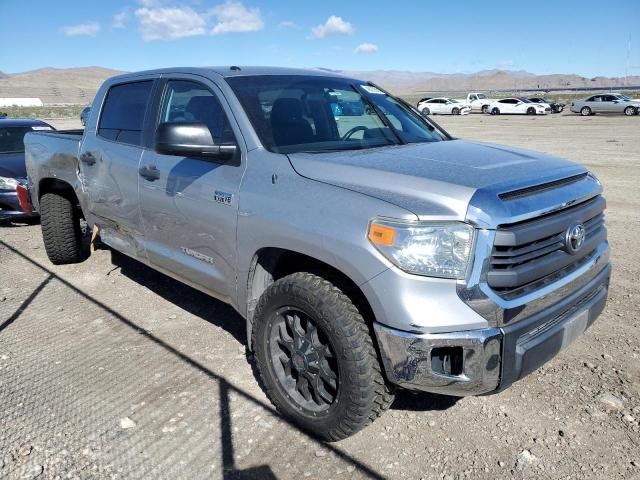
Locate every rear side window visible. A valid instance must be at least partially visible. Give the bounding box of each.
[98,81,153,146]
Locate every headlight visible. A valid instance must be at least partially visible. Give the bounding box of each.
[0,176,19,191]
[367,219,475,279]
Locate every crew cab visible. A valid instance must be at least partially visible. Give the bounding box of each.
[24,67,610,441]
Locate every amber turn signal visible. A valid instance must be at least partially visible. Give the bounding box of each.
[368,223,396,246]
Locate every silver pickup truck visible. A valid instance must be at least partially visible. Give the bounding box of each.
[24,67,610,441]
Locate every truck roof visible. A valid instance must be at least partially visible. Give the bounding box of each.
[107,66,361,82]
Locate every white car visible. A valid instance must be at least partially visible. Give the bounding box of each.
[488,97,551,115]
[417,98,471,115]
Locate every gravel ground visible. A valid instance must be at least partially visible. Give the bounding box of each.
[1,113,639,480]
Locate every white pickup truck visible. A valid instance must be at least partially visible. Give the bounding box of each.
[455,92,497,113]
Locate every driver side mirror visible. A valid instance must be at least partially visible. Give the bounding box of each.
[155,122,237,160]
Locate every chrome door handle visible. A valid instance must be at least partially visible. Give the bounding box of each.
[138,165,161,181]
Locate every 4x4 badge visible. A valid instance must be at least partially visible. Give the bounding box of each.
[214,190,233,205]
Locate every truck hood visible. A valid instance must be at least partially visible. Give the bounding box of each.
[287,139,587,222]
[0,152,27,179]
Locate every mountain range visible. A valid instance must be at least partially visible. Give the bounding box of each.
[0,66,638,105]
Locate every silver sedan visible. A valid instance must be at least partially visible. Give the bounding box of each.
[570,93,639,116]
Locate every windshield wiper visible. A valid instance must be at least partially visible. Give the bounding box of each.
[352,84,405,145]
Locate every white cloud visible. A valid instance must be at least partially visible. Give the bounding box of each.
[311,15,352,38]
[210,1,264,35]
[113,8,130,29]
[354,42,378,54]
[498,59,514,68]
[62,22,100,37]
[135,6,206,41]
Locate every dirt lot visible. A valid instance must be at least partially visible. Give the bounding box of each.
[1,113,639,480]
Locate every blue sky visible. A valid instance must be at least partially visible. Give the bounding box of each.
[1,0,639,77]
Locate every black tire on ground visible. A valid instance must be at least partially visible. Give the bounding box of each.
[252,272,395,441]
[580,106,592,116]
[421,107,430,115]
[452,107,460,115]
[40,192,86,265]
[491,107,500,115]
[481,105,489,114]
[527,107,536,115]
[624,106,635,116]
[556,106,564,113]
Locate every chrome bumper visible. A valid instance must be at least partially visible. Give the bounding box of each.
[374,261,610,396]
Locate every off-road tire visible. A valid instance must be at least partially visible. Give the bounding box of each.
[581,106,592,116]
[252,272,395,441]
[40,192,86,265]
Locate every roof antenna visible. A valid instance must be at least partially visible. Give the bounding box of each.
[230,65,241,71]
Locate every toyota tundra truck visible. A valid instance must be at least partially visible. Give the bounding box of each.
[23,67,610,441]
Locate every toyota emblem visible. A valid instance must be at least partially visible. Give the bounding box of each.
[565,223,586,254]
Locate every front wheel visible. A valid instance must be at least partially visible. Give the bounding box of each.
[451,107,460,115]
[421,107,430,116]
[624,106,636,116]
[526,107,536,115]
[581,106,592,116]
[252,272,394,441]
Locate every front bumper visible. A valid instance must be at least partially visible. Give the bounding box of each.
[374,261,610,396]
[0,190,33,220]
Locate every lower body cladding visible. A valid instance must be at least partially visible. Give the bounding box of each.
[373,261,611,397]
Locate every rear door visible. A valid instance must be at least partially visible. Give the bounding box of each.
[138,75,245,302]
[79,78,156,257]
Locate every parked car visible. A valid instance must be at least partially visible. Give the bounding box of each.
[454,92,497,113]
[24,67,610,441]
[488,97,550,115]
[0,112,7,119]
[528,97,565,113]
[0,118,54,222]
[80,106,90,126]
[417,98,471,115]
[570,93,639,116]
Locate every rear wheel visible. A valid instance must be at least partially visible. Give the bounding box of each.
[624,106,636,116]
[491,107,500,115]
[481,105,489,114]
[580,106,592,116]
[252,272,394,441]
[452,107,460,115]
[40,192,87,265]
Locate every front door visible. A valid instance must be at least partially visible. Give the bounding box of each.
[138,76,245,303]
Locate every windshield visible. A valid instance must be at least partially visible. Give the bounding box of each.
[448,98,460,103]
[0,126,33,154]
[227,75,447,154]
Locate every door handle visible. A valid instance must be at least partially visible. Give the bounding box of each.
[80,152,96,166]
[139,165,161,181]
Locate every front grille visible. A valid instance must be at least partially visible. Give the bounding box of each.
[488,195,606,295]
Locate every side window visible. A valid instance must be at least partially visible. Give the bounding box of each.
[159,80,235,145]
[98,81,153,146]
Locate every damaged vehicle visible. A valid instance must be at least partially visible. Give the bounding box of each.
[24,67,610,441]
